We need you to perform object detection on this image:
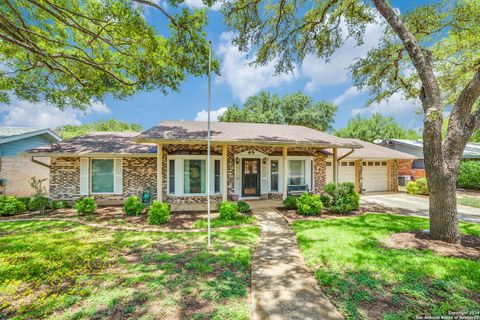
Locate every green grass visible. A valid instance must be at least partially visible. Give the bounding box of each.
[0,221,260,319]
[457,196,480,208]
[193,215,256,229]
[292,214,480,320]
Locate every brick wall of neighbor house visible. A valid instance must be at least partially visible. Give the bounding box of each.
[388,160,399,191]
[397,159,426,180]
[0,157,50,197]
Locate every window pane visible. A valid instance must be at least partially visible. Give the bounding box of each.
[288,160,305,185]
[184,160,206,193]
[214,160,221,193]
[169,160,175,193]
[91,159,114,193]
[271,160,279,191]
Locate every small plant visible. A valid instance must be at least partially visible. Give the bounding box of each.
[147,201,170,225]
[74,197,97,216]
[51,200,67,210]
[0,196,26,216]
[219,201,238,220]
[237,200,251,213]
[321,182,360,213]
[406,181,420,195]
[407,178,428,195]
[283,195,297,210]
[123,196,145,216]
[28,196,50,211]
[296,193,323,215]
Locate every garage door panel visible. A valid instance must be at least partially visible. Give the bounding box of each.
[326,161,356,184]
[363,162,387,192]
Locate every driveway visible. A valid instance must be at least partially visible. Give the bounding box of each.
[362,192,480,223]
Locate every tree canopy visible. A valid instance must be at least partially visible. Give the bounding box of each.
[219,91,337,131]
[57,119,142,139]
[0,0,214,109]
[336,113,420,142]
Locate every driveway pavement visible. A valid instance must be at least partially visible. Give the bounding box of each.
[362,192,480,223]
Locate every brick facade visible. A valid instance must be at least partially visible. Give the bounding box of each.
[387,160,399,192]
[0,156,51,197]
[397,159,426,180]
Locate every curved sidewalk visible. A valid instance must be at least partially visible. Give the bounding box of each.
[251,208,343,320]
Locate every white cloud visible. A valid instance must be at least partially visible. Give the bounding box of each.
[194,107,227,121]
[184,0,222,10]
[333,86,365,105]
[216,32,298,102]
[351,92,420,117]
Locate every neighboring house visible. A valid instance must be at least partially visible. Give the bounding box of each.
[25,121,414,205]
[0,127,61,197]
[380,139,480,183]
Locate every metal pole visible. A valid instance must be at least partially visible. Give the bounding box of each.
[207,41,212,248]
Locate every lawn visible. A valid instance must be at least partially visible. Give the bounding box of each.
[0,221,260,319]
[457,196,480,209]
[292,214,480,320]
[193,215,256,229]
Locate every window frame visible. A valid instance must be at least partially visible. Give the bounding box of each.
[286,157,312,187]
[89,158,117,195]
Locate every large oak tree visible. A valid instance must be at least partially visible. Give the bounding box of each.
[221,0,480,243]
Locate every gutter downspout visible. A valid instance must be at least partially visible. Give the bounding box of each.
[338,148,355,162]
[30,157,51,169]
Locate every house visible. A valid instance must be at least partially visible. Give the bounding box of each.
[25,121,414,204]
[380,139,480,183]
[0,127,61,196]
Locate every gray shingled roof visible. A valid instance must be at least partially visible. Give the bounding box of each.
[0,126,61,144]
[137,121,362,148]
[323,139,416,159]
[0,126,41,138]
[387,139,480,159]
[25,132,156,156]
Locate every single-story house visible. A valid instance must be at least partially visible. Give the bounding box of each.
[380,139,480,183]
[25,121,414,204]
[0,126,61,196]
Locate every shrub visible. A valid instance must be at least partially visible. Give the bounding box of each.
[407,178,428,195]
[147,201,170,225]
[0,196,26,216]
[406,181,420,194]
[219,201,238,220]
[296,193,323,215]
[458,161,480,189]
[320,182,337,208]
[237,200,251,213]
[123,196,145,216]
[283,195,298,210]
[17,197,31,207]
[321,182,360,213]
[74,197,97,216]
[28,196,50,211]
[51,200,67,210]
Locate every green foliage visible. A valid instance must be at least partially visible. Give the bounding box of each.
[28,196,51,212]
[30,177,48,197]
[336,114,420,142]
[296,193,323,216]
[321,182,360,213]
[458,161,480,189]
[282,195,298,210]
[407,178,428,195]
[0,196,26,216]
[17,197,31,207]
[51,200,68,210]
[237,201,251,213]
[219,91,337,131]
[57,119,143,139]
[74,197,97,216]
[406,181,421,195]
[193,215,256,229]
[123,196,145,216]
[219,201,239,220]
[147,201,170,225]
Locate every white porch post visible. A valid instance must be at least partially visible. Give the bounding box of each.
[282,146,288,199]
[332,147,338,184]
[157,144,163,202]
[222,144,228,201]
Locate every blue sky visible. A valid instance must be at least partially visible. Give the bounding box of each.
[0,0,430,132]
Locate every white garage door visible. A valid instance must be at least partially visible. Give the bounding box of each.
[326,161,356,184]
[363,161,388,192]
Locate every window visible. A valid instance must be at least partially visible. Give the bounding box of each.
[169,159,175,193]
[91,159,114,193]
[326,162,332,166]
[412,159,425,169]
[270,160,279,191]
[288,160,305,185]
[184,160,206,193]
[214,159,221,193]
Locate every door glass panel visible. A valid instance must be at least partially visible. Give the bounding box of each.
[243,159,260,196]
[270,160,279,191]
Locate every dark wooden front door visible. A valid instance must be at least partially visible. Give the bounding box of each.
[242,159,260,197]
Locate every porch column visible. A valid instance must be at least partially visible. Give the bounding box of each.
[282,146,288,199]
[222,144,228,201]
[332,147,338,184]
[157,144,163,202]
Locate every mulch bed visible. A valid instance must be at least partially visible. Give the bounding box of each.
[383,231,480,260]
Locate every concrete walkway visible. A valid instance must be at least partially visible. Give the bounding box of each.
[250,207,343,320]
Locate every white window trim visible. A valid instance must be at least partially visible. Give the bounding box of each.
[89,157,121,195]
[286,156,312,188]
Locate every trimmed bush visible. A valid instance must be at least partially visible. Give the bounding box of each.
[219,201,238,220]
[296,193,323,215]
[320,182,337,208]
[17,197,31,207]
[458,161,480,189]
[237,201,251,213]
[28,196,50,211]
[147,201,170,225]
[406,181,420,194]
[283,195,298,210]
[407,178,428,195]
[74,197,97,216]
[321,182,360,213]
[0,196,27,216]
[51,200,67,210]
[123,196,145,216]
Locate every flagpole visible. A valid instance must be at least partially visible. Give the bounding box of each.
[207,40,212,248]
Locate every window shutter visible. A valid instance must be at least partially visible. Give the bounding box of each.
[114,158,123,194]
[80,158,89,195]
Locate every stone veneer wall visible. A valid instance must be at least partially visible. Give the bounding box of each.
[313,155,326,194]
[355,160,363,193]
[388,160,399,191]
[50,157,81,200]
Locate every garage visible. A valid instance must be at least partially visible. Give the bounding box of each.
[326,161,356,184]
[362,161,388,192]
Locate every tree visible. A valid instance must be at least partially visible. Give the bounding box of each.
[336,113,420,142]
[219,91,337,131]
[57,119,143,139]
[221,0,480,243]
[0,0,213,109]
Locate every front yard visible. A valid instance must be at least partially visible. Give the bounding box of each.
[0,220,260,319]
[292,214,480,319]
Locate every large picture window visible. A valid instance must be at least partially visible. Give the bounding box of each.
[288,160,305,185]
[91,159,114,193]
[184,159,206,194]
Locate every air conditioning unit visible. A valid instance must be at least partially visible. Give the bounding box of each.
[0,179,7,187]
[398,175,412,187]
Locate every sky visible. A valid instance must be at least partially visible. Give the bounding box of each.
[0,0,430,132]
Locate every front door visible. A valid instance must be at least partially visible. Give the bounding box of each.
[242,159,261,197]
